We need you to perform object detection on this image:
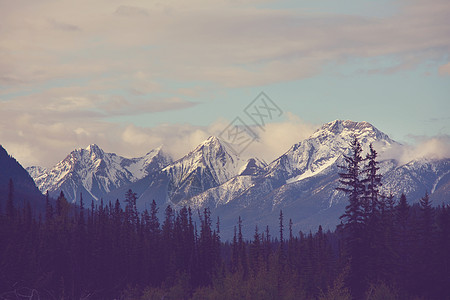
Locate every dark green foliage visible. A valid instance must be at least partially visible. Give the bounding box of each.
[1,148,449,299]
[336,138,449,300]
[0,189,220,299]
[337,137,366,298]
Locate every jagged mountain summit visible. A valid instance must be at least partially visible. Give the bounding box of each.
[239,158,267,176]
[179,120,397,211]
[24,120,450,239]
[27,144,172,203]
[175,120,448,238]
[130,136,250,210]
[265,120,396,185]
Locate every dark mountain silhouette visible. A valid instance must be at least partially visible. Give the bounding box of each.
[0,145,45,212]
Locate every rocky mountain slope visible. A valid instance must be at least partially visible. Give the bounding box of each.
[25,120,450,238]
[27,144,171,203]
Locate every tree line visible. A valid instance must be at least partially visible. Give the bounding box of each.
[0,138,449,299]
[335,138,450,299]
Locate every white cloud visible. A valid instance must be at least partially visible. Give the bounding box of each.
[0,107,319,169]
[1,0,449,88]
[1,102,447,169]
[244,113,317,161]
[1,0,449,167]
[380,135,450,165]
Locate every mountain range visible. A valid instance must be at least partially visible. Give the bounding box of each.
[27,144,172,204]
[21,120,450,238]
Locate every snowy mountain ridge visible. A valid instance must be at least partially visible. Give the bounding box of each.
[135,136,250,206]
[264,120,397,183]
[170,120,448,238]
[162,136,246,188]
[27,144,171,203]
[25,120,450,238]
[178,120,393,208]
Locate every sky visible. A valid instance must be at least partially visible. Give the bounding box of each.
[0,0,449,168]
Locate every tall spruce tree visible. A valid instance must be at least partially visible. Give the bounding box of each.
[336,137,366,299]
[278,210,286,266]
[337,137,365,230]
[362,143,382,218]
[249,225,261,275]
[238,216,248,279]
[125,189,138,226]
[416,192,435,297]
[360,144,384,284]
[435,205,450,298]
[395,193,410,294]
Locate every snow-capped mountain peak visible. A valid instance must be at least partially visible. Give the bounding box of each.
[142,146,165,164]
[239,158,267,176]
[199,135,221,147]
[21,120,450,239]
[265,120,396,184]
[27,144,172,203]
[164,136,245,187]
[191,136,238,164]
[85,143,103,157]
[139,136,248,205]
[310,120,394,146]
[125,146,171,179]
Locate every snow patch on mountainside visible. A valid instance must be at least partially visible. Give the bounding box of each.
[183,175,255,209]
[23,119,450,240]
[239,158,267,176]
[431,170,450,193]
[286,156,339,184]
[141,136,248,205]
[162,136,244,188]
[27,144,171,202]
[264,120,397,186]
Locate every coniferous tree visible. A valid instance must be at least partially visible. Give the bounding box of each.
[288,219,295,266]
[336,137,366,298]
[413,192,435,298]
[337,138,365,230]
[435,205,450,298]
[361,144,382,218]
[238,216,248,279]
[375,192,396,283]
[361,144,382,282]
[55,191,70,220]
[419,192,433,240]
[264,225,271,271]
[394,193,410,294]
[3,157,450,299]
[162,205,176,283]
[249,225,261,275]
[278,210,286,267]
[198,208,211,285]
[231,225,239,273]
[125,189,138,226]
[45,190,53,221]
[396,193,409,231]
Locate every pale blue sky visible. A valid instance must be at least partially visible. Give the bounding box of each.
[127,62,449,143]
[0,0,449,167]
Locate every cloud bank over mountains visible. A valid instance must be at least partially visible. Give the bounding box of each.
[381,134,450,165]
[1,0,449,167]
